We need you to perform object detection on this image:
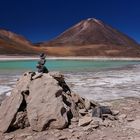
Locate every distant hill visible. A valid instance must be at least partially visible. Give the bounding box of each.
[0,29,42,55]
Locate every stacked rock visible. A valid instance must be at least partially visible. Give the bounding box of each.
[36,53,49,73]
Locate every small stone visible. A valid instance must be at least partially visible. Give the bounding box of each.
[68,125,74,129]
[83,125,96,131]
[118,114,127,120]
[84,98,91,110]
[106,114,116,121]
[58,136,68,140]
[127,117,134,122]
[112,110,120,116]
[32,73,43,80]
[4,134,15,140]
[91,117,104,127]
[90,100,99,107]
[91,123,99,129]
[49,71,63,79]
[17,132,30,138]
[101,120,110,127]
[71,117,79,122]
[54,133,61,137]
[79,109,87,115]
[68,129,75,133]
[71,93,79,103]
[25,136,33,140]
[92,117,103,124]
[78,116,92,126]
[88,109,92,113]
[100,102,112,107]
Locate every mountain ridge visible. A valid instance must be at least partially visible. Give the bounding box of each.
[0,18,140,57]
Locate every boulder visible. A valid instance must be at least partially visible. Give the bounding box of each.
[0,93,23,133]
[27,74,69,131]
[92,106,112,119]
[0,72,33,133]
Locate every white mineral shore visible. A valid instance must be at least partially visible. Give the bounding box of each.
[1,55,140,61]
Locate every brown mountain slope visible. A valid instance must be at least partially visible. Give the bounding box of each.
[38,18,139,47]
[41,44,140,57]
[0,29,42,55]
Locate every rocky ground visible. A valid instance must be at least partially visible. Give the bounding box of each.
[0,97,140,140]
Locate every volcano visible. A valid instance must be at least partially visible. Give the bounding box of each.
[36,18,140,57]
[38,18,139,47]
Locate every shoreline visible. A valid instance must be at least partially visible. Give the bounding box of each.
[1,55,140,61]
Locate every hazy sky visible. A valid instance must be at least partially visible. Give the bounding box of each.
[0,0,140,43]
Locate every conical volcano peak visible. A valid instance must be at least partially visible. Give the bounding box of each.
[38,18,139,49]
[83,18,104,25]
[74,18,105,31]
[86,18,101,22]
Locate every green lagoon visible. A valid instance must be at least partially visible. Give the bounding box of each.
[0,60,140,74]
[1,59,140,101]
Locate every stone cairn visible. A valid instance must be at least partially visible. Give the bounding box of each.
[36,53,49,73]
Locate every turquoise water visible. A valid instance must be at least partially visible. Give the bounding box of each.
[0,60,140,74]
[1,59,140,99]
